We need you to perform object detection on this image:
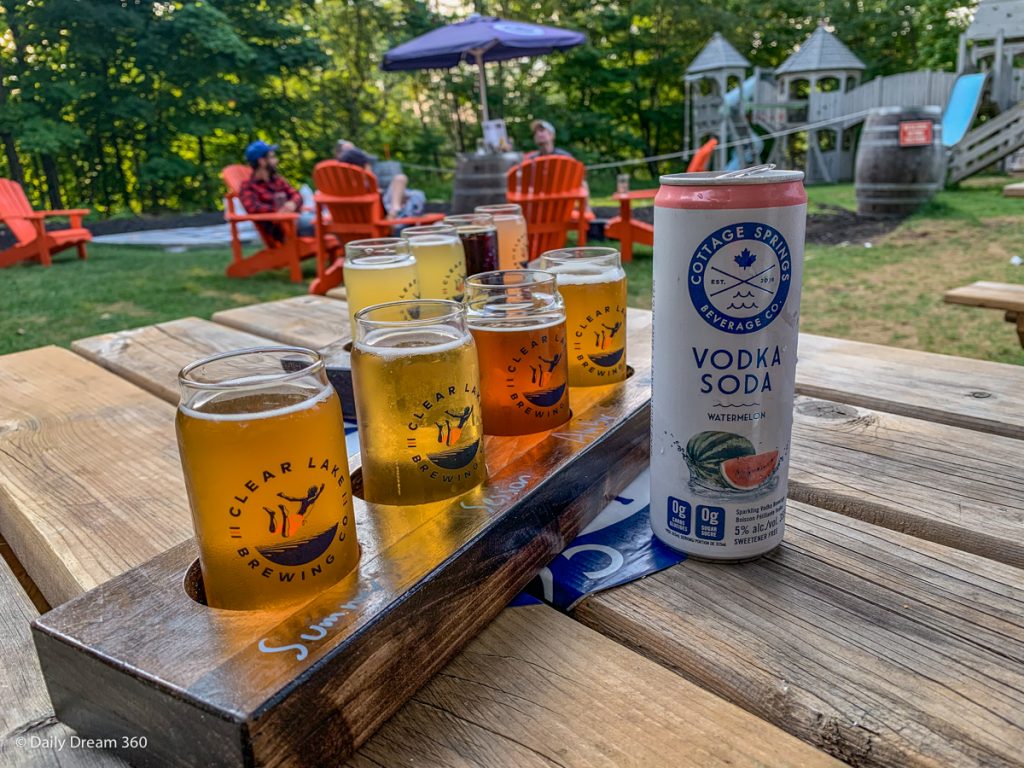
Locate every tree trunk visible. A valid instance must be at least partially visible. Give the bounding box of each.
[40,154,63,209]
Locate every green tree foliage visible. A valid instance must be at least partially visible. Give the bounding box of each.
[0,0,978,213]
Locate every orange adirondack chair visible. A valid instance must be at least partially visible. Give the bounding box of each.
[221,164,334,283]
[308,161,443,295]
[506,156,589,262]
[0,179,91,268]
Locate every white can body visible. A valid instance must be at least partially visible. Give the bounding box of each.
[649,171,806,560]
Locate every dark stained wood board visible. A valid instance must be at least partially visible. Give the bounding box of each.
[788,396,1024,568]
[346,603,843,768]
[796,333,1024,440]
[573,501,1024,767]
[33,321,654,767]
[72,318,277,404]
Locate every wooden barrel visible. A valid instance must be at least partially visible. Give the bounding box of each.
[451,152,520,214]
[855,106,946,217]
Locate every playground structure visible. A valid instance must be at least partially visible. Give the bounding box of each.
[684,0,1024,186]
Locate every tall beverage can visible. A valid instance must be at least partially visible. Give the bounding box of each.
[650,167,806,560]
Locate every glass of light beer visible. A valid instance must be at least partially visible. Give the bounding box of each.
[401,223,466,301]
[537,247,628,386]
[351,300,486,505]
[464,270,571,435]
[176,347,359,611]
[343,238,420,335]
[444,213,499,275]
[474,203,529,270]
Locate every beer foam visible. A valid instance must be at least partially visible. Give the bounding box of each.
[181,382,336,422]
[407,234,459,247]
[347,254,416,269]
[546,263,623,285]
[354,325,472,359]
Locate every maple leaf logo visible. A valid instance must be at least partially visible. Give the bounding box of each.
[734,248,756,269]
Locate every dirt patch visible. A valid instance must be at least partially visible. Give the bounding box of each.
[592,203,903,246]
[91,301,150,319]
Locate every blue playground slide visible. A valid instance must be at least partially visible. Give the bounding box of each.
[724,75,763,169]
[942,72,987,147]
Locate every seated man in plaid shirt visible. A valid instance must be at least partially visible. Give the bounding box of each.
[239,141,314,242]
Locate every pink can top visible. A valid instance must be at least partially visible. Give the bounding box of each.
[656,169,806,210]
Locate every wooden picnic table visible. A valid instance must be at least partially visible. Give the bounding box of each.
[2,294,1024,766]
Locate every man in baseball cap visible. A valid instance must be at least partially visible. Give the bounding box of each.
[239,140,313,241]
[527,119,575,160]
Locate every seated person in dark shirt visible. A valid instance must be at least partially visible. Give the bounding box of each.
[333,139,425,220]
[525,120,575,159]
[238,141,314,240]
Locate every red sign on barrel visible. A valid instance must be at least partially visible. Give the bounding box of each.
[899,120,933,147]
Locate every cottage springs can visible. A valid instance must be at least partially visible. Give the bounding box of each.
[650,168,806,560]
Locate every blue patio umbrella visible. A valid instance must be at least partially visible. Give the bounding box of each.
[382,14,586,123]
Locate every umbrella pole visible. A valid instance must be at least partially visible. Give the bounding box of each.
[474,49,490,124]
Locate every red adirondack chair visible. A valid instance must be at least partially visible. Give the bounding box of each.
[0,179,91,268]
[506,156,589,262]
[308,161,443,295]
[221,164,336,283]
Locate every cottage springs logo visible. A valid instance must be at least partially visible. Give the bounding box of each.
[688,222,792,334]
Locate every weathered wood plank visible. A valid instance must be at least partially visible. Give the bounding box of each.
[212,295,347,349]
[796,333,1024,439]
[0,347,190,605]
[326,286,347,301]
[789,396,1024,568]
[348,603,841,768]
[575,502,1024,767]
[0,556,126,767]
[944,281,1024,311]
[72,317,276,404]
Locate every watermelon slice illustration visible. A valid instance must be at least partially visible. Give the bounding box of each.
[720,451,779,491]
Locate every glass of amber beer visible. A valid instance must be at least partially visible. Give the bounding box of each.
[401,223,467,302]
[176,347,359,611]
[343,238,420,335]
[537,247,628,386]
[464,270,571,435]
[351,300,486,505]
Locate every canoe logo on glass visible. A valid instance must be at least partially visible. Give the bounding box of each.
[231,458,351,580]
[572,304,626,374]
[507,330,570,413]
[406,385,483,480]
[688,222,792,334]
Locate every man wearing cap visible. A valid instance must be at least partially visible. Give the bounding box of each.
[239,141,314,242]
[525,120,574,160]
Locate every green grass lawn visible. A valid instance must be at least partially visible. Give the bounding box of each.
[1,245,307,355]
[3,177,1023,365]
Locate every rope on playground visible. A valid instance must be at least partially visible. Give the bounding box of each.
[389,108,878,175]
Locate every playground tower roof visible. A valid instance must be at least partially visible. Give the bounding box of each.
[774,25,865,76]
[685,32,750,79]
[966,0,1024,42]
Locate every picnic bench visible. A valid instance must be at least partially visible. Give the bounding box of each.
[944,280,1024,347]
[3,295,1024,766]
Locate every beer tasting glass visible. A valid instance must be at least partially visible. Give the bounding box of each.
[444,213,499,275]
[351,300,486,505]
[474,203,529,270]
[343,238,420,335]
[401,223,467,302]
[537,247,628,386]
[464,270,571,436]
[176,347,359,611]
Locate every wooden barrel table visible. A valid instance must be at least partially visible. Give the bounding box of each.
[855,106,946,217]
[450,151,521,213]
